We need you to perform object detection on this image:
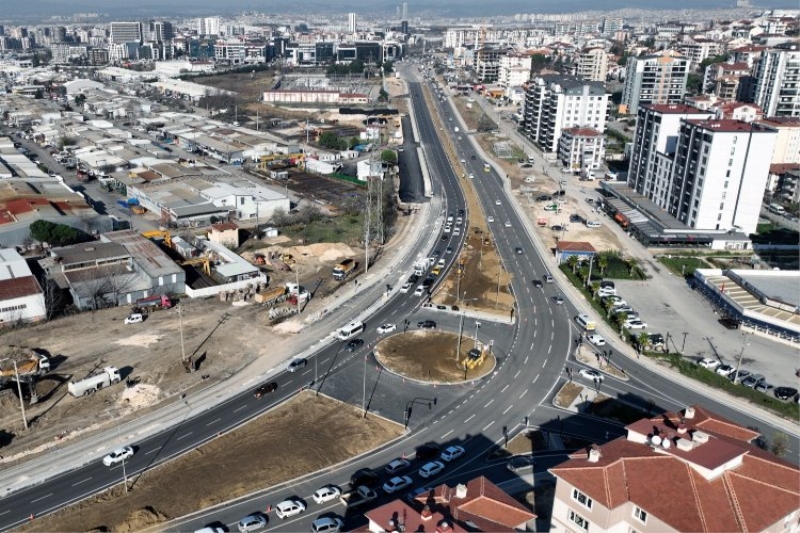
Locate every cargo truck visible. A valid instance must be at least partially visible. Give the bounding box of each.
[68,367,122,397]
[0,353,50,384]
[413,260,428,276]
[133,295,172,312]
[332,259,357,280]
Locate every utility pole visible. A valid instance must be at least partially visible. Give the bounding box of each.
[295,267,301,314]
[178,304,187,365]
[732,332,752,384]
[364,175,372,274]
[495,270,501,308]
[456,310,465,361]
[474,321,481,350]
[362,353,367,417]
[5,359,29,430]
[586,254,594,288]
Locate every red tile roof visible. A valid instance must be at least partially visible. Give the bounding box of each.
[556,241,597,253]
[211,222,238,231]
[0,275,42,300]
[686,119,772,133]
[647,103,707,114]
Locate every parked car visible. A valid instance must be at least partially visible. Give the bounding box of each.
[103,446,135,466]
[383,475,413,494]
[730,369,752,383]
[774,387,798,400]
[754,382,773,394]
[416,442,441,461]
[741,374,765,388]
[625,320,648,330]
[312,485,341,504]
[716,364,735,376]
[579,369,604,381]
[506,455,535,472]
[418,460,446,479]
[345,339,365,352]
[237,514,267,532]
[551,225,564,232]
[275,498,306,519]
[385,458,411,475]
[587,334,606,346]
[311,517,343,533]
[253,382,278,398]
[405,486,434,503]
[377,324,397,334]
[585,221,601,228]
[697,358,720,370]
[440,445,465,462]
[287,358,307,372]
[417,320,437,329]
[350,468,379,488]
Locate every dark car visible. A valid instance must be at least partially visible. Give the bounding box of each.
[408,274,420,284]
[774,387,798,400]
[457,209,465,216]
[535,195,552,202]
[417,320,437,329]
[254,382,278,398]
[533,279,543,288]
[551,225,564,232]
[515,247,523,255]
[719,317,740,330]
[507,455,535,472]
[441,234,448,241]
[554,190,566,196]
[470,155,476,160]
[350,468,379,488]
[345,338,364,352]
[416,442,441,461]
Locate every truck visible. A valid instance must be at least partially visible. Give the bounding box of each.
[68,367,122,397]
[0,352,50,384]
[339,486,378,509]
[413,260,428,277]
[134,294,172,312]
[614,212,629,229]
[333,259,357,280]
[254,286,287,305]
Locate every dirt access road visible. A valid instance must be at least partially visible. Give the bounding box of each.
[17,393,402,533]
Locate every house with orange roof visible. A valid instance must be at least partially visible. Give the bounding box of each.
[549,405,799,533]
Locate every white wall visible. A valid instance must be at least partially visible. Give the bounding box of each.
[0,293,46,325]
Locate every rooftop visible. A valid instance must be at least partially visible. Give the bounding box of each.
[646,103,707,114]
[556,241,598,253]
[100,230,184,280]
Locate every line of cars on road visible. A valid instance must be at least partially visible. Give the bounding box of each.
[697,358,798,401]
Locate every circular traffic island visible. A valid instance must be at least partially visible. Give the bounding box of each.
[374,330,496,384]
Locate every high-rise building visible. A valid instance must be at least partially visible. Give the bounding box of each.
[576,48,608,82]
[401,20,409,36]
[402,2,408,19]
[523,75,610,153]
[109,21,142,45]
[752,41,800,117]
[620,50,690,114]
[150,21,173,43]
[348,13,357,34]
[197,17,220,36]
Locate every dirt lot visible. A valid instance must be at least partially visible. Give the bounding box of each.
[18,393,402,533]
[374,331,495,383]
[553,381,583,408]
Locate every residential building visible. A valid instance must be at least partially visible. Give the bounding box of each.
[348,13,357,34]
[523,75,610,154]
[558,127,605,171]
[550,405,800,533]
[620,50,690,114]
[366,476,535,532]
[678,36,723,66]
[109,21,142,45]
[214,39,267,64]
[576,47,608,82]
[752,41,800,117]
[0,248,45,326]
[703,61,754,100]
[475,48,506,83]
[497,53,533,88]
[197,17,220,37]
[756,116,800,165]
[713,101,764,122]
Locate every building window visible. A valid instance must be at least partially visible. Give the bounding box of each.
[569,509,589,531]
[572,488,593,509]
[634,506,648,524]
[1,304,27,313]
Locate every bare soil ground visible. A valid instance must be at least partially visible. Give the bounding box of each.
[451,97,482,131]
[193,71,277,102]
[374,331,495,383]
[18,393,402,533]
[490,430,548,459]
[553,382,583,408]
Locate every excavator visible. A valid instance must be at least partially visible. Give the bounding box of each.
[141,230,173,249]
[181,256,212,276]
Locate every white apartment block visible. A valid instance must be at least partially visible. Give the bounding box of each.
[677,36,722,66]
[523,75,610,154]
[558,127,605,171]
[620,50,690,114]
[214,39,267,64]
[752,41,800,118]
[197,17,220,36]
[576,48,608,82]
[498,53,533,87]
[756,117,800,165]
[109,21,142,45]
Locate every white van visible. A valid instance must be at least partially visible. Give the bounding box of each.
[124,313,143,325]
[575,314,596,331]
[337,321,365,341]
[768,203,786,215]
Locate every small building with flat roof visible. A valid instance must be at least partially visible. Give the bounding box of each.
[0,248,46,326]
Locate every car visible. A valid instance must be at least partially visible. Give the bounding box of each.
[506,455,535,472]
[553,190,566,196]
[536,195,552,202]
[543,204,558,212]
[471,155,476,160]
[416,442,441,460]
[579,369,604,381]
[254,382,278,398]
[741,374,765,388]
[697,358,720,370]
[533,279,543,288]
[716,364,735,376]
[487,216,494,223]
[350,468,380,488]
[440,445,465,462]
[312,485,342,504]
[437,258,446,268]
[237,514,267,532]
[625,320,647,330]
[730,369,752,383]
[515,247,523,255]
[400,282,412,293]
[551,225,564,232]
[586,221,601,228]
[441,234,448,241]
[587,334,606,346]
[418,320,437,329]
[543,274,554,283]
[774,387,798,400]
[398,147,404,152]
[460,159,466,164]
[495,199,502,205]
[719,317,740,330]
[383,475,413,494]
[311,517,344,533]
[446,247,453,254]
[194,526,225,533]
[418,460,446,479]
[468,173,475,179]
[124,313,144,324]
[345,338,364,352]
[102,446,135,466]
[458,209,465,216]
[755,382,773,394]
[385,458,411,475]
[275,498,306,519]
[405,486,434,503]
[504,221,512,227]
[408,274,420,284]
[554,295,564,305]
[612,306,634,315]
[287,358,307,372]
[377,324,397,334]
[414,285,426,297]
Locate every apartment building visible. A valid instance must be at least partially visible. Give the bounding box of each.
[752,41,800,117]
[497,52,533,88]
[678,36,723,66]
[109,22,142,45]
[620,50,690,114]
[576,47,608,82]
[703,61,754,100]
[558,127,605,172]
[550,405,800,533]
[523,75,610,154]
[197,17,220,37]
[214,39,267,64]
[474,48,506,83]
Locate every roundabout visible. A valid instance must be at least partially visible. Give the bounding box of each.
[373,330,496,384]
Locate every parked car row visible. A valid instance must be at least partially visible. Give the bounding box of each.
[697,358,798,401]
[599,282,649,331]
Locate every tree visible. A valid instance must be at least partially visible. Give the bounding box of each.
[348,136,361,149]
[566,255,579,274]
[34,88,44,100]
[530,53,547,73]
[686,73,703,94]
[769,432,789,458]
[74,93,87,107]
[627,257,639,277]
[613,312,627,334]
[597,255,608,276]
[319,131,344,150]
[29,220,92,247]
[381,60,394,73]
[699,54,730,70]
[380,150,397,164]
[590,281,601,299]
[637,332,650,352]
[378,88,389,102]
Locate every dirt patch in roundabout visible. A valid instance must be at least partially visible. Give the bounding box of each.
[374,331,496,384]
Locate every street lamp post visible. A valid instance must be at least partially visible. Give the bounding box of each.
[456,309,465,361]
[474,321,481,350]
[681,332,688,354]
[732,332,752,384]
[1,358,29,430]
[362,353,367,417]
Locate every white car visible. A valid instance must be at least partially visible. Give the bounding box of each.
[103,446,134,466]
[400,282,412,293]
[414,285,425,297]
[440,445,465,462]
[275,498,306,519]
[504,221,512,227]
[238,514,267,532]
[460,159,466,164]
[487,216,494,223]
[495,199,502,205]
[382,475,413,494]
[377,323,397,334]
[625,320,647,330]
[385,458,411,475]
[419,460,446,479]
[312,485,342,504]
[587,334,606,347]
[311,517,343,533]
[579,369,604,381]
[585,221,601,228]
[468,173,475,179]
[437,258,446,268]
[698,358,720,370]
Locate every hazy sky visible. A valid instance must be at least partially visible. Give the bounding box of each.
[3,0,797,18]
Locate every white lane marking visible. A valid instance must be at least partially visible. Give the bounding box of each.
[503,404,514,415]
[464,414,475,423]
[30,493,52,504]
[0,510,8,516]
[548,345,552,354]
[534,330,537,338]
[530,343,534,350]
[542,358,548,367]
[514,370,521,379]
[501,384,509,393]
[551,319,555,328]
[549,307,552,315]
[519,389,528,399]
[177,432,193,441]
[206,418,221,426]
[72,478,92,486]
[484,399,494,408]
[441,429,454,439]
[321,358,330,365]
[533,375,540,384]
[233,405,247,413]
[551,331,554,340]
[145,447,162,455]
[524,355,529,364]
[483,421,495,431]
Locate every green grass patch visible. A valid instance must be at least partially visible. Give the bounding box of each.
[279,212,365,246]
[657,256,710,277]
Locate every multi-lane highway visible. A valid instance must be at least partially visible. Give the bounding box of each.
[2,64,797,532]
